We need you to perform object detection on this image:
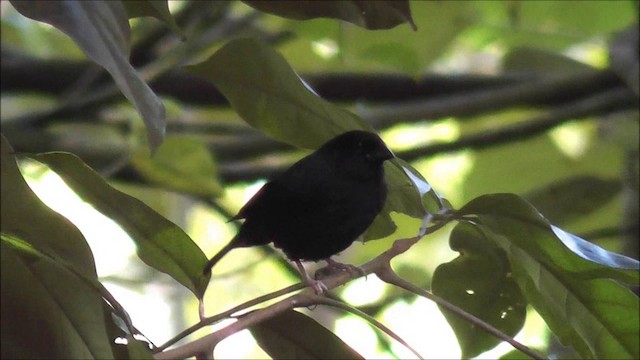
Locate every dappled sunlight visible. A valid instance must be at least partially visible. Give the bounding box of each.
[312,38,340,59]
[549,120,595,159]
[382,119,460,151]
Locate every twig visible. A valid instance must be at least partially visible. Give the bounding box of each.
[155,289,321,359]
[155,283,304,352]
[375,267,547,360]
[317,296,425,360]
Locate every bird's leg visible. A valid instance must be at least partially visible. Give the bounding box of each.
[324,258,366,277]
[294,260,328,294]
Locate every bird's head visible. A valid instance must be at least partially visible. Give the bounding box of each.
[321,130,394,180]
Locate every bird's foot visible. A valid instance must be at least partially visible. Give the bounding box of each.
[307,278,329,294]
[295,260,328,294]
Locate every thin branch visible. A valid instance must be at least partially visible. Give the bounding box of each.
[155,290,321,359]
[155,283,304,352]
[375,267,546,360]
[317,296,425,360]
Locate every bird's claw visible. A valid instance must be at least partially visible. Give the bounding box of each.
[308,279,329,295]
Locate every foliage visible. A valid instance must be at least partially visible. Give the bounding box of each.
[1,1,638,359]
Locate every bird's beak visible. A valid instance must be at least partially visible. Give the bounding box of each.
[375,145,394,162]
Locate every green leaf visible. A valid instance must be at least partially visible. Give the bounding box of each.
[27,151,210,299]
[131,135,222,197]
[432,222,527,359]
[480,225,639,359]
[500,348,545,360]
[185,37,430,240]
[524,176,621,226]
[243,0,416,30]
[123,336,154,360]
[249,309,363,359]
[122,0,183,37]
[459,193,640,358]
[459,193,639,283]
[9,0,165,150]
[185,38,370,150]
[1,135,113,359]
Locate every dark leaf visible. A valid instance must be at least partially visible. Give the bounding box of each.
[432,222,527,358]
[1,135,113,359]
[243,0,416,30]
[124,336,154,360]
[249,309,363,359]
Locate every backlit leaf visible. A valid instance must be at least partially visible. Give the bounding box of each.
[28,151,210,299]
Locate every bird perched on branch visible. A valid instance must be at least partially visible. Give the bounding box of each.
[203,130,393,293]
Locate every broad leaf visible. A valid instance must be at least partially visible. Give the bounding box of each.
[131,135,222,197]
[28,151,210,299]
[479,225,639,359]
[185,38,431,240]
[243,0,416,31]
[459,193,640,358]
[249,309,363,359]
[10,0,166,150]
[1,135,113,359]
[123,336,154,360]
[459,193,639,282]
[433,222,526,358]
[185,38,370,150]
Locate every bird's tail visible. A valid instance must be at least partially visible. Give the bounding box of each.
[203,238,239,275]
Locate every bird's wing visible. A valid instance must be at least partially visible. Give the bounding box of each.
[231,152,337,221]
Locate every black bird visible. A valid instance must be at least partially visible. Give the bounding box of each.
[203,130,393,293]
